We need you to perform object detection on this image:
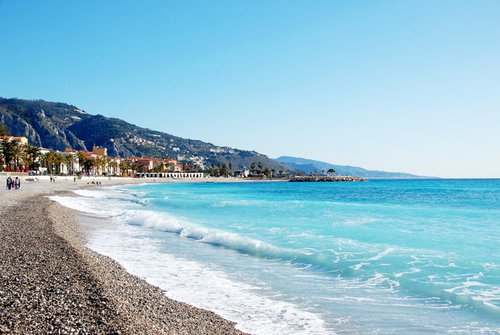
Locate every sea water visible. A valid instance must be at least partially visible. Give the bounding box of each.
[50,179,500,334]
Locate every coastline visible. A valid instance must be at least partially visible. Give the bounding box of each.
[0,175,247,334]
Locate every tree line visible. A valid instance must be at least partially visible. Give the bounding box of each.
[0,140,137,176]
[205,161,286,178]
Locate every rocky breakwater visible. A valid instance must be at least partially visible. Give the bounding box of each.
[290,175,366,182]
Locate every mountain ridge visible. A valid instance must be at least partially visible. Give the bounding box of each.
[275,156,433,179]
[0,97,291,171]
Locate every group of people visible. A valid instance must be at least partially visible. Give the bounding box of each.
[6,176,21,190]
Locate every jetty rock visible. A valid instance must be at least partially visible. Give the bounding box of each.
[290,176,366,182]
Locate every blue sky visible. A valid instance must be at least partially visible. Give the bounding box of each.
[1,1,499,178]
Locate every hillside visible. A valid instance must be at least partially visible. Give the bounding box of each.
[275,156,431,179]
[0,98,291,171]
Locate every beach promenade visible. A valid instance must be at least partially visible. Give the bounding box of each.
[0,175,246,334]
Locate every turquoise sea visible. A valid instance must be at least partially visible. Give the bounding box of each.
[51,179,500,334]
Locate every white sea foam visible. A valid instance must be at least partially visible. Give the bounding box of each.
[50,193,323,269]
[343,217,380,226]
[72,189,110,198]
[51,191,332,334]
[394,268,421,278]
[49,183,500,334]
[211,199,271,207]
[351,262,369,271]
[49,194,139,218]
[87,223,331,335]
[49,195,106,215]
[363,272,400,289]
[366,247,397,261]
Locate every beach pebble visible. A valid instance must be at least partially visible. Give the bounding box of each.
[1,185,247,334]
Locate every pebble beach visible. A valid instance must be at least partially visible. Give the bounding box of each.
[0,175,247,334]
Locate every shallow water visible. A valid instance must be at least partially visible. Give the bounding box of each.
[51,179,500,334]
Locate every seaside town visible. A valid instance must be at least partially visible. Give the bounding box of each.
[0,134,216,179]
[1,133,368,184]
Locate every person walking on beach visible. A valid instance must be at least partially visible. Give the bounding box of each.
[14,177,20,190]
[6,176,12,190]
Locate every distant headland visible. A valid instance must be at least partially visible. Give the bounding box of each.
[1,97,428,180]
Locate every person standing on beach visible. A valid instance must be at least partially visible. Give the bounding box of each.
[15,177,20,190]
[6,176,12,190]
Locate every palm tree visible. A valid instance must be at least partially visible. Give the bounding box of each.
[129,161,140,176]
[9,139,24,171]
[77,153,94,175]
[97,156,110,175]
[22,144,41,170]
[1,139,16,170]
[44,151,57,174]
[109,160,118,175]
[93,156,104,175]
[53,152,66,175]
[86,158,96,175]
[105,157,112,175]
[65,153,76,175]
[77,152,88,175]
[119,160,130,176]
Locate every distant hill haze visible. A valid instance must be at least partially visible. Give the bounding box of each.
[275,156,431,179]
[0,98,291,172]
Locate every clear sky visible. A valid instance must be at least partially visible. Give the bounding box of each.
[1,1,499,178]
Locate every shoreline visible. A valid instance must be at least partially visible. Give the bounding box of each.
[0,176,247,334]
